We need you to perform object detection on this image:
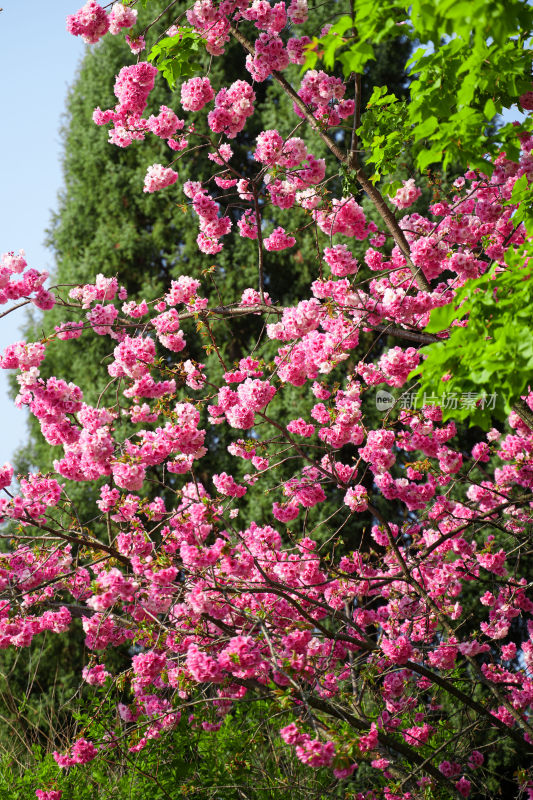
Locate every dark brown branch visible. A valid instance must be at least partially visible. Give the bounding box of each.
[17,515,130,566]
[234,676,463,798]
[176,302,283,321]
[203,567,533,756]
[513,397,533,431]
[371,323,440,345]
[349,72,362,169]
[369,503,533,745]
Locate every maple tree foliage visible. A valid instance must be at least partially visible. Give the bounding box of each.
[1,1,533,799]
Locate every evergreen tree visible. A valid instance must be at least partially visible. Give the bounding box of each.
[16,0,411,539]
[4,0,410,766]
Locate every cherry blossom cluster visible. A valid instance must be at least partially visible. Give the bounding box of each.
[8,137,533,800]
[67,1,136,45]
[8,4,533,798]
[391,178,422,209]
[93,62,187,151]
[183,180,233,254]
[0,250,55,310]
[295,69,355,126]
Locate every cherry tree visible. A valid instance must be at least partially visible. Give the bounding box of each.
[2,1,533,798]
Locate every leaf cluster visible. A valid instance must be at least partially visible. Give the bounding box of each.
[147,28,206,87]
[412,246,533,427]
[302,0,533,173]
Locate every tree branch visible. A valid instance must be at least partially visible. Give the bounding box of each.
[228,24,431,292]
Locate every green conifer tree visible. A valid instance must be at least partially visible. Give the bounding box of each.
[3,0,411,777]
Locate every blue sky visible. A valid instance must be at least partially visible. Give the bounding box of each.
[0,1,84,463]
